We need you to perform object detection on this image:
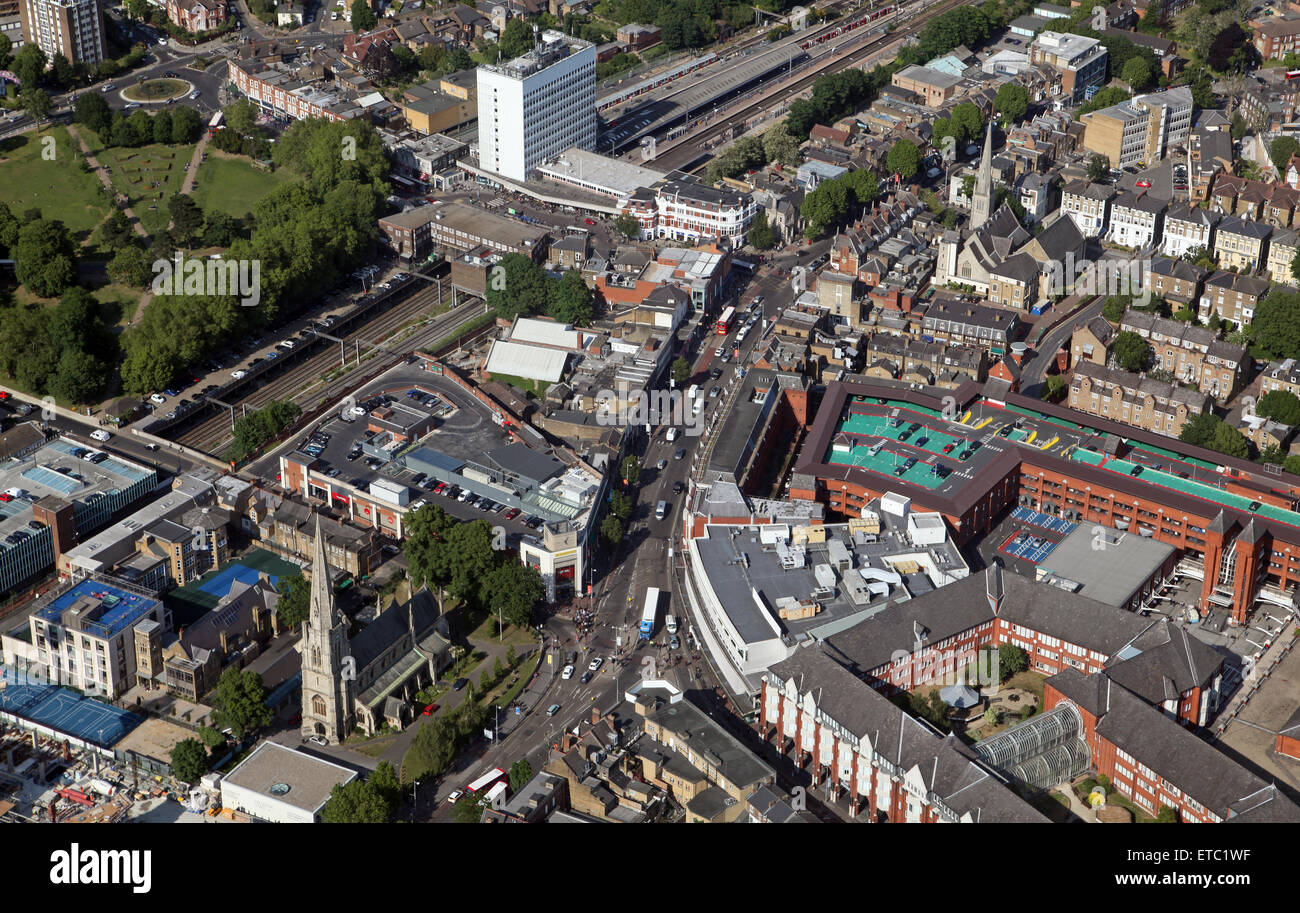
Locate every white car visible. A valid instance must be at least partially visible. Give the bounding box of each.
[308,735,328,746]
[561,664,575,680]
[150,393,166,404]
[232,369,247,379]
[715,346,724,357]
[347,405,367,417]
[588,657,603,673]
[279,339,296,349]
[90,430,111,442]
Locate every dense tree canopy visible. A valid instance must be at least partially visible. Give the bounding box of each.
[1180,412,1250,459]
[1256,390,1300,426]
[1248,288,1300,360]
[13,219,77,299]
[169,739,209,784]
[1112,331,1153,373]
[886,140,921,181]
[210,668,272,738]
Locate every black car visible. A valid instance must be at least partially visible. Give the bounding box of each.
[580,670,594,684]
[1249,501,1262,512]
[673,481,684,494]
[452,678,469,691]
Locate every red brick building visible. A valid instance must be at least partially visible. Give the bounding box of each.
[1046,668,1300,822]
[793,379,1300,624]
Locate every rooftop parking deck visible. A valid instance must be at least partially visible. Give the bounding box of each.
[803,383,1300,537]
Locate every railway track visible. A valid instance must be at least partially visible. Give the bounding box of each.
[176,283,480,455]
[649,0,968,173]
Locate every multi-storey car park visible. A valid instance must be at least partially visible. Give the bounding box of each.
[789,378,1300,626]
[275,357,604,602]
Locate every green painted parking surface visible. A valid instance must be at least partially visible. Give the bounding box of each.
[1069,448,1300,528]
[839,412,972,461]
[828,442,948,489]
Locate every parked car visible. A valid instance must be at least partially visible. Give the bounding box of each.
[452,678,469,691]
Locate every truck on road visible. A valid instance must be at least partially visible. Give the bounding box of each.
[640,587,660,639]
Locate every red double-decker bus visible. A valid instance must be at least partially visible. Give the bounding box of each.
[715,306,737,335]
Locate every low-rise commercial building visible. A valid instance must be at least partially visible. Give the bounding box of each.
[219,741,359,823]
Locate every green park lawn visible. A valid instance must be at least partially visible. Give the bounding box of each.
[0,128,112,238]
[190,152,296,219]
[95,142,195,236]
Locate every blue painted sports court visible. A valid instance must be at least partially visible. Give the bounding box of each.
[0,668,143,746]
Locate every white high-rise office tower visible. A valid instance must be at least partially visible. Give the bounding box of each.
[476,29,597,183]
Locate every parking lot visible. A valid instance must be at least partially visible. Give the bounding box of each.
[288,371,548,542]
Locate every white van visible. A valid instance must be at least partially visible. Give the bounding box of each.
[665,427,679,443]
[686,384,699,402]
[655,500,668,520]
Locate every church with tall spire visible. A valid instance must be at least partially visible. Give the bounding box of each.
[299,518,450,742]
[300,519,355,743]
[970,120,995,230]
[933,119,1086,308]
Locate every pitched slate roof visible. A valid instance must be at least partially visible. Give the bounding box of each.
[824,565,1150,676]
[769,646,1048,822]
[1048,668,1300,822]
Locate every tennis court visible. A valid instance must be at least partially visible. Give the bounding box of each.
[998,530,1059,564]
[165,548,301,627]
[0,669,144,746]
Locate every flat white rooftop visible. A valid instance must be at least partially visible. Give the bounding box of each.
[534,148,664,198]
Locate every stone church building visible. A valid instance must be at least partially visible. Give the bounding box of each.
[300,521,451,742]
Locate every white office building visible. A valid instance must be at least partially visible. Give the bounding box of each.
[476,30,597,182]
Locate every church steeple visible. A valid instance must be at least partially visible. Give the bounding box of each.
[300,516,354,744]
[309,518,341,630]
[971,120,995,230]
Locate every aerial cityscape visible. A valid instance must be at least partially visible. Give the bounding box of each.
[0,0,1297,847]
